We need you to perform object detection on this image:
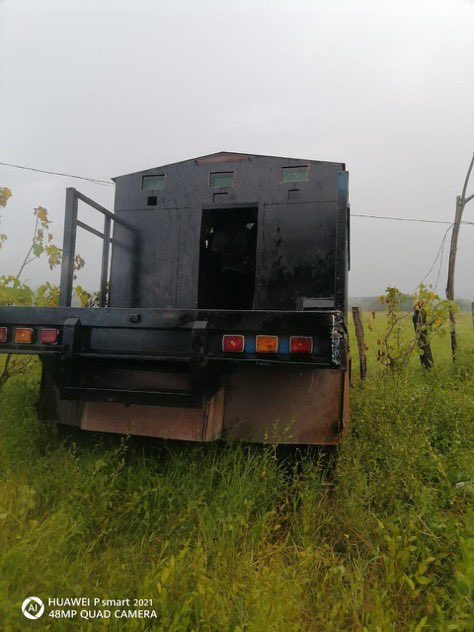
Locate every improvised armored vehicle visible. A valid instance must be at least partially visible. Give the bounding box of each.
[0,152,350,444]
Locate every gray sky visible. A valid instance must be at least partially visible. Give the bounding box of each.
[1,0,473,298]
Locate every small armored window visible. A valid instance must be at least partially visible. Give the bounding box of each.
[147,196,157,206]
[142,174,165,191]
[210,171,234,188]
[281,165,309,183]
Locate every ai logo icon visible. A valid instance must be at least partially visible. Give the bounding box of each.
[21,596,45,620]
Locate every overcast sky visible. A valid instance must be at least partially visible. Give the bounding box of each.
[1,0,473,299]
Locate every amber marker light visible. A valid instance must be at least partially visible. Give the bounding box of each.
[256,335,279,353]
[0,327,7,343]
[15,328,34,344]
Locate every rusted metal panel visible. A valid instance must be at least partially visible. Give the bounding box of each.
[80,387,225,441]
[202,387,225,440]
[341,361,350,432]
[222,366,344,444]
[44,355,345,444]
[81,402,205,440]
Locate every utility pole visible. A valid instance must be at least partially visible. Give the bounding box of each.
[446,153,474,360]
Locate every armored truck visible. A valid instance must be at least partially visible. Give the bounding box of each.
[0,152,350,444]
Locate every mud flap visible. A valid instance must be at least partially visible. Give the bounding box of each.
[222,366,345,444]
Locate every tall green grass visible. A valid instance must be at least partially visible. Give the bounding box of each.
[0,315,472,630]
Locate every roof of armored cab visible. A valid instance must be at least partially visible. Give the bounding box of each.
[112,151,345,181]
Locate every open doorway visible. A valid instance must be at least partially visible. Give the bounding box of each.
[198,207,258,309]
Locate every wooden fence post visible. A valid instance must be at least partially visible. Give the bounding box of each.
[413,308,434,369]
[351,306,367,380]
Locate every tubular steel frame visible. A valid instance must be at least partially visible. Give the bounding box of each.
[58,188,136,307]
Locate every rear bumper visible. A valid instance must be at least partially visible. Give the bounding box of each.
[1,306,347,408]
[0,306,350,444]
[0,306,346,361]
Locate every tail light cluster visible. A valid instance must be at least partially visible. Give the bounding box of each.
[222,334,313,354]
[0,327,59,345]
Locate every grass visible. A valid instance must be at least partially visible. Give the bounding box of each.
[0,313,473,630]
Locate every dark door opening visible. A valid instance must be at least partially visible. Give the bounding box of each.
[198,207,258,309]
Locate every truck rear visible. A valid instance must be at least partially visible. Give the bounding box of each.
[0,151,350,444]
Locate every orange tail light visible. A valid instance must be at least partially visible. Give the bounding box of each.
[15,328,34,344]
[256,335,278,353]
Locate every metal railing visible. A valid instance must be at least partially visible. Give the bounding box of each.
[59,188,136,307]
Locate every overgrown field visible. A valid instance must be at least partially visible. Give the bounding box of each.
[0,314,473,630]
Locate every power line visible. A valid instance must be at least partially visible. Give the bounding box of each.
[434,228,449,291]
[352,212,473,226]
[0,161,114,187]
[419,223,453,289]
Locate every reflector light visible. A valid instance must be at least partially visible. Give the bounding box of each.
[290,336,313,354]
[222,334,245,353]
[256,335,278,353]
[0,327,7,343]
[15,328,34,344]
[40,328,59,345]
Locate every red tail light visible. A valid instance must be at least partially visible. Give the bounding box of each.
[40,328,59,345]
[0,327,7,343]
[222,335,245,353]
[290,336,313,353]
